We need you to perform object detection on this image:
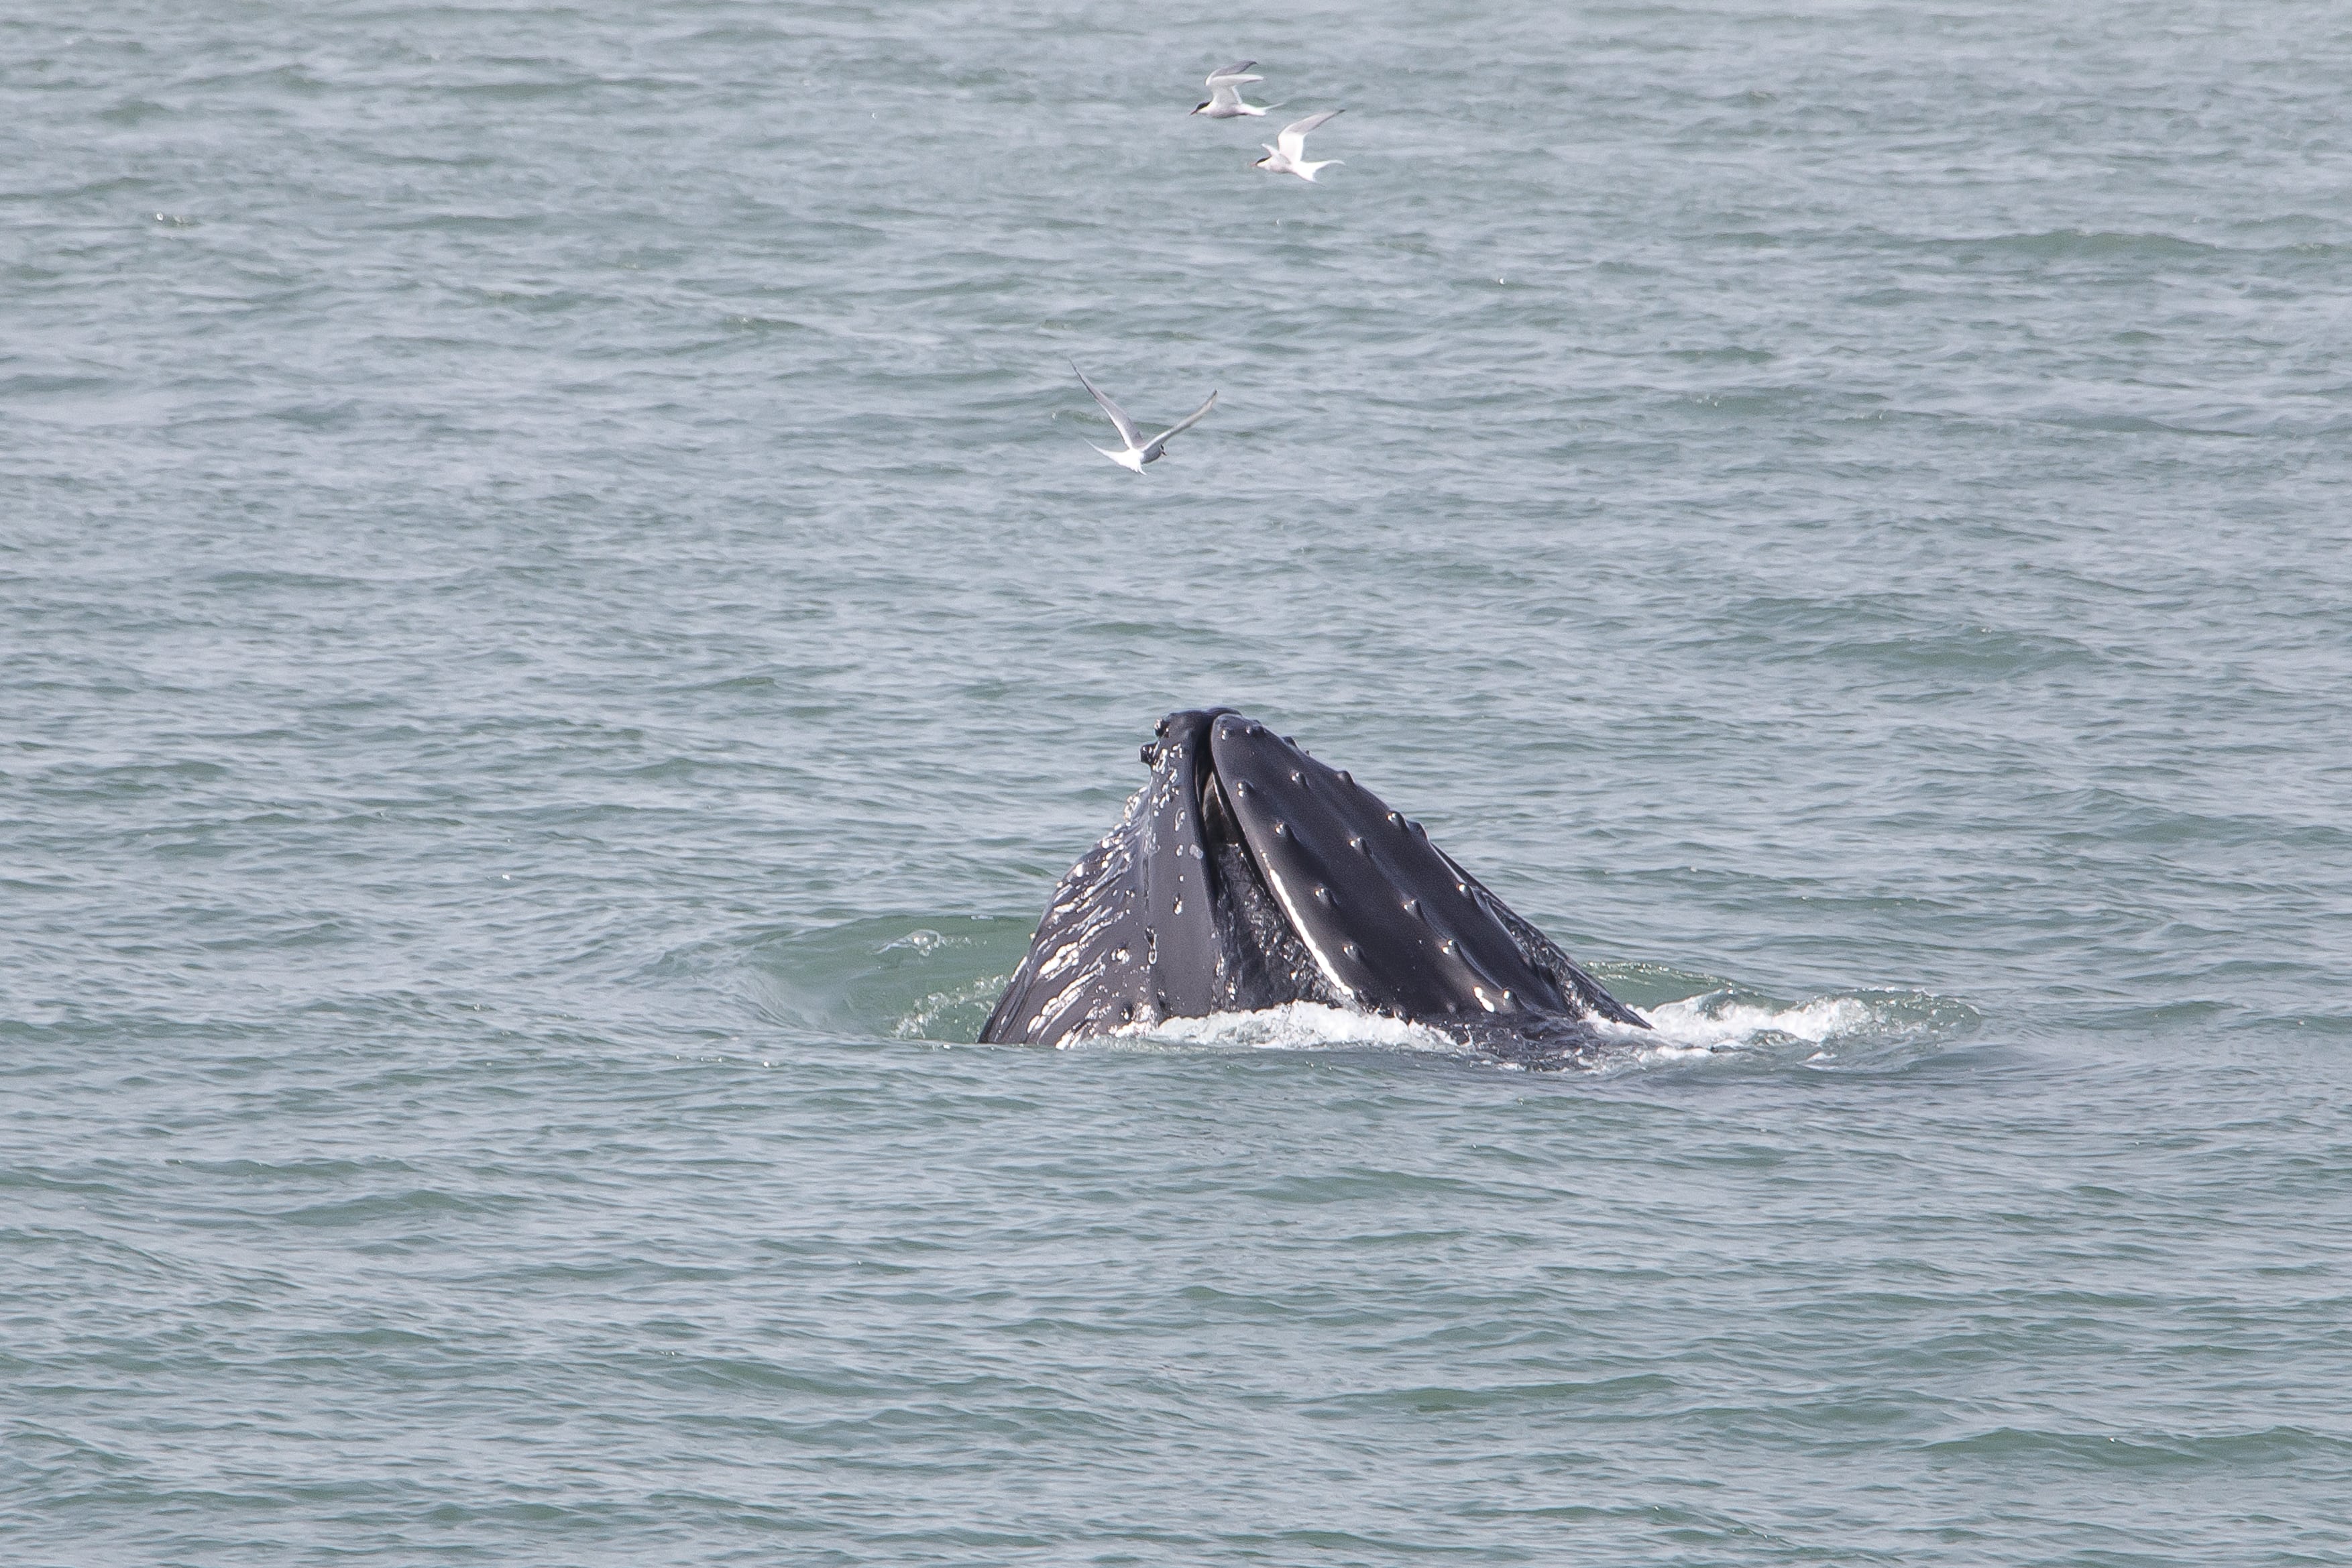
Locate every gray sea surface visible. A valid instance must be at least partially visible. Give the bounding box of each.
[6,1,2351,1563]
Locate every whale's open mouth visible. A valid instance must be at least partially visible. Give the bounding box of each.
[980,709,1648,1063]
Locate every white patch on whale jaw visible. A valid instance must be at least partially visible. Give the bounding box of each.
[1248,856,1359,1008]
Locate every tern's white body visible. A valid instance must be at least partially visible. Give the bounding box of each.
[1192,60,1278,118]
[1255,109,1345,180]
[1071,362,1218,474]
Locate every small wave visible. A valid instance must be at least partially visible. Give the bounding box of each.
[878,928,960,956]
[1927,227,2221,262]
[892,974,1013,1041]
[746,914,1031,1040]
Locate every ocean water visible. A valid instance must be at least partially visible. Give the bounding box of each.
[6,1,2351,1563]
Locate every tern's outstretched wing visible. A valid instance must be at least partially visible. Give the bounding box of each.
[1141,390,1217,459]
[1206,60,1262,85]
[1203,82,1241,110]
[1277,108,1341,160]
[1071,361,1142,449]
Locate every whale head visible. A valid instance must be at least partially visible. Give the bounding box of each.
[978,709,1650,1064]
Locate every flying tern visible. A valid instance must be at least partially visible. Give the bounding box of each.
[1070,362,1218,473]
[1192,60,1280,118]
[1254,109,1345,180]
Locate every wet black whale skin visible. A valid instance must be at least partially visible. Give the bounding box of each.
[979,710,1648,1060]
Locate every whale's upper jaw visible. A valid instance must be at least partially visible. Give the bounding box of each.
[1200,715,1648,1034]
[979,708,1648,1059]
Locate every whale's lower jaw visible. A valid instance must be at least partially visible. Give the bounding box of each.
[978,708,1649,1065]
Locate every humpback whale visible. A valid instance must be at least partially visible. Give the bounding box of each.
[981,709,1650,1065]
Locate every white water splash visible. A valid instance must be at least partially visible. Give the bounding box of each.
[1105,1002,1467,1056]
[991,989,1952,1070]
[1638,992,1876,1050]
